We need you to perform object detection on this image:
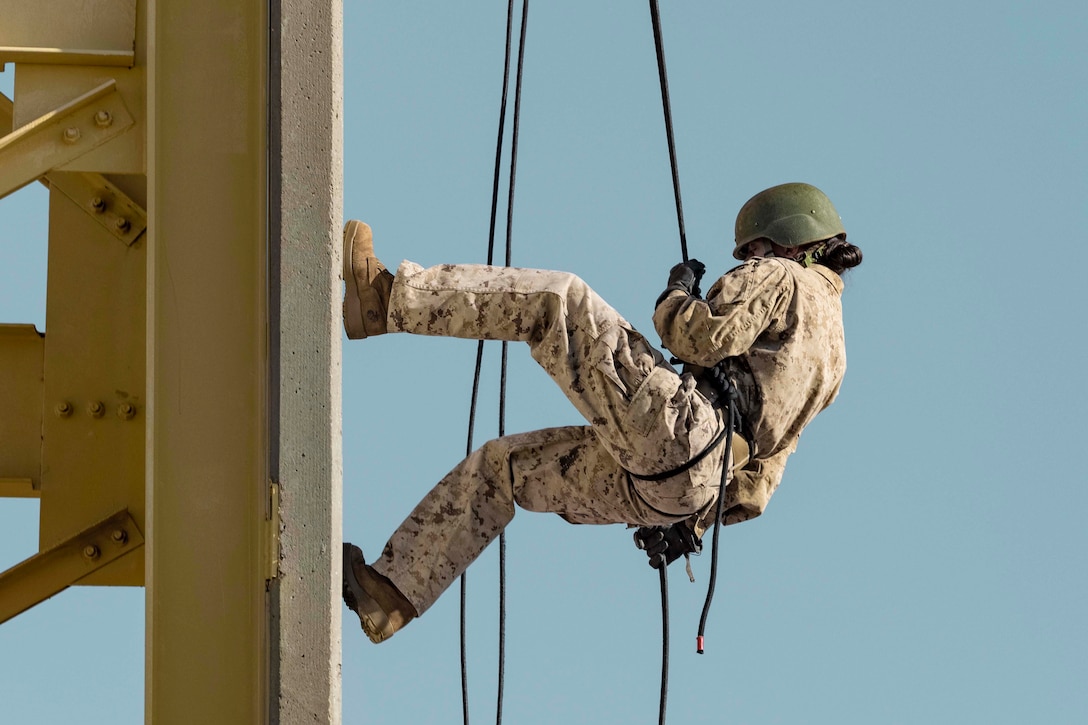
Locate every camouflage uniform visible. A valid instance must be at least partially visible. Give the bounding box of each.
[372,257,845,614]
[653,256,846,533]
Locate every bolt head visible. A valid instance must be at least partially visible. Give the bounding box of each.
[117,402,137,420]
[90,197,106,213]
[62,127,81,144]
[83,544,100,560]
[110,529,128,544]
[115,217,131,232]
[94,110,113,127]
[88,401,105,418]
[54,401,73,418]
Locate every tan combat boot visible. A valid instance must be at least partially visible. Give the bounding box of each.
[342,543,417,643]
[342,220,394,339]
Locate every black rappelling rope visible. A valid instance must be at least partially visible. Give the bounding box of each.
[647,1,682,723]
[462,2,529,725]
[697,394,736,653]
[658,565,670,725]
[649,0,689,263]
[497,6,529,724]
[646,0,734,720]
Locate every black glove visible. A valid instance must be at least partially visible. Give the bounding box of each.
[633,523,702,569]
[655,259,706,308]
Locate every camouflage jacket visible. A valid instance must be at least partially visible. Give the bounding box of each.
[653,257,846,530]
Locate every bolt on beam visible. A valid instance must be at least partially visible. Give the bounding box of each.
[47,171,147,245]
[0,509,144,625]
[0,79,135,201]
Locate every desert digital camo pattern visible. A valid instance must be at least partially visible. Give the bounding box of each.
[371,258,845,613]
[653,256,847,533]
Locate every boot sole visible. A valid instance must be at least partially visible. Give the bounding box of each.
[342,222,367,339]
[342,543,394,644]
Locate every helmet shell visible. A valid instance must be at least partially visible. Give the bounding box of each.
[734,183,845,259]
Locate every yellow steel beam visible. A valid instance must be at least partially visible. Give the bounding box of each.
[11,66,145,174]
[0,480,38,498]
[2,90,47,190]
[0,90,11,134]
[0,323,43,493]
[0,79,135,200]
[39,186,146,586]
[0,47,135,68]
[0,0,137,53]
[146,0,270,720]
[0,509,143,625]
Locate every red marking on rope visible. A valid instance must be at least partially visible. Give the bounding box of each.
[696,635,705,654]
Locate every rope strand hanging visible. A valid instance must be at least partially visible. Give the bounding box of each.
[497,6,528,724]
[646,1,683,722]
[649,0,689,263]
[460,5,718,725]
[461,2,529,724]
[647,0,735,720]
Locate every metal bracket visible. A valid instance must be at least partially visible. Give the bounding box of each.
[0,509,144,625]
[265,482,282,581]
[47,171,147,245]
[0,79,135,201]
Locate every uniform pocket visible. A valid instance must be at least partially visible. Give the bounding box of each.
[623,365,681,437]
[588,325,675,437]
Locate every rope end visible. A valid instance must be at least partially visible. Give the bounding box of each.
[696,635,705,654]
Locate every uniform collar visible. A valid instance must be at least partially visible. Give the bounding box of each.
[810,264,844,295]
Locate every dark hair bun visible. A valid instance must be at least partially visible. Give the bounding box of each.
[820,239,862,274]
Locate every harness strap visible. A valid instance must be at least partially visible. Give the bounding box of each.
[628,417,749,482]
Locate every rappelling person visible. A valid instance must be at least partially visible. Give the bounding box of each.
[341,182,863,643]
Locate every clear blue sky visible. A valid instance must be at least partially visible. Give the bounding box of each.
[3,1,1087,723]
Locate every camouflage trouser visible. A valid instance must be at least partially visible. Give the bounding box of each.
[373,261,726,614]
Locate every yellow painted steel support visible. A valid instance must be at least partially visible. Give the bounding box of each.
[1,90,12,133]
[0,509,143,624]
[47,171,147,245]
[145,0,270,721]
[39,183,146,587]
[0,47,135,68]
[1,86,145,241]
[12,65,146,175]
[0,323,43,495]
[0,481,37,498]
[2,0,342,719]
[0,79,135,200]
[0,0,138,54]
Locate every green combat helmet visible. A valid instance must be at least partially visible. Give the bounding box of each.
[734,182,846,260]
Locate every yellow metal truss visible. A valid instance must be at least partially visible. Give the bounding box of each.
[0,0,347,720]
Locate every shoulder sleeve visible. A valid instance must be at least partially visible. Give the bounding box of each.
[652,258,792,366]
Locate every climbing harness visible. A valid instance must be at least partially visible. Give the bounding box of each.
[460,1,528,724]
